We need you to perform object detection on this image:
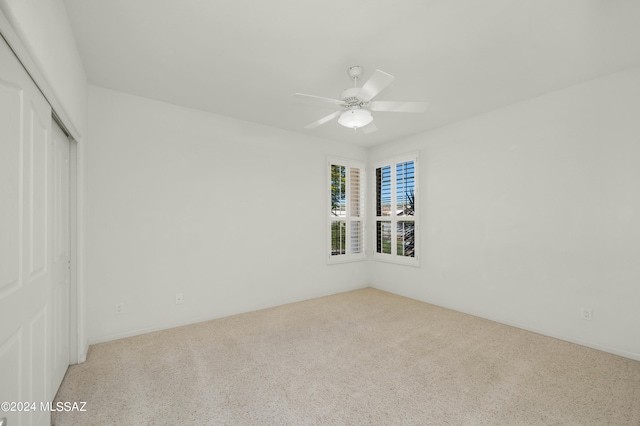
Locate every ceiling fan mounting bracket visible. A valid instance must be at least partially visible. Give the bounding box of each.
[347,66,364,81]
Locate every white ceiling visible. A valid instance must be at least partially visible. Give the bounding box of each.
[63,0,640,147]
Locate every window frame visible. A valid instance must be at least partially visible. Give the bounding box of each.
[327,157,366,264]
[373,152,419,267]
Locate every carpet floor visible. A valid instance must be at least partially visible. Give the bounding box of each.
[53,288,640,425]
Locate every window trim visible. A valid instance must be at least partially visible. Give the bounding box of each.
[373,152,419,267]
[327,157,366,264]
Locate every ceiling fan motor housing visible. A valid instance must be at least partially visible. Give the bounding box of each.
[340,87,365,107]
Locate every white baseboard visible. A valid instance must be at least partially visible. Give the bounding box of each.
[372,285,640,362]
[88,285,369,346]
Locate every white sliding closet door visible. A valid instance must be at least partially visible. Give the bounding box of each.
[0,34,70,426]
[51,121,71,396]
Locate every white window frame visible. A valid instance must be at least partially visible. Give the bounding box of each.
[327,157,366,264]
[373,152,419,267]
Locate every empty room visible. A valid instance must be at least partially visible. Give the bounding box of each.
[1,1,639,425]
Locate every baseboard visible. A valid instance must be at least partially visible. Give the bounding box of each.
[476,316,640,361]
[88,284,370,346]
[77,339,89,363]
[371,286,640,362]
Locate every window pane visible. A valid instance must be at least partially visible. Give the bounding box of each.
[397,221,415,257]
[396,161,415,216]
[376,221,391,254]
[350,167,360,218]
[376,166,391,217]
[331,165,346,217]
[350,221,362,254]
[331,221,346,256]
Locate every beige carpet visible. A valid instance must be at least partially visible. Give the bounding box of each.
[53,288,640,425]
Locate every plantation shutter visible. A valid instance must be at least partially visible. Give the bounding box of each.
[350,167,363,254]
[328,158,365,262]
[374,154,418,265]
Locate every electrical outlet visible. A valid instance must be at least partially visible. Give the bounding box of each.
[115,303,124,314]
[581,307,592,321]
[175,293,183,305]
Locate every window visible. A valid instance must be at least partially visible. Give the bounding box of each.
[374,153,418,265]
[328,158,365,263]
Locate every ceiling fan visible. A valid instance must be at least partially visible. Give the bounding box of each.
[293,66,428,134]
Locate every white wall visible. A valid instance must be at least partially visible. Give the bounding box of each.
[0,0,87,136]
[87,86,368,342]
[369,67,640,360]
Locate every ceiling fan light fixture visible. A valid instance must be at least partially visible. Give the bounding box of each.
[338,109,373,129]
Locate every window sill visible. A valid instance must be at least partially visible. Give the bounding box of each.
[372,254,420,267]
[327,255,366,265]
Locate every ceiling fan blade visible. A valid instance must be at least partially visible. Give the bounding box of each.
[369,101,429,113]
[358,69,395,101]
[304,110,342,129]
[362,122,378,135]
[292,93,345,106]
